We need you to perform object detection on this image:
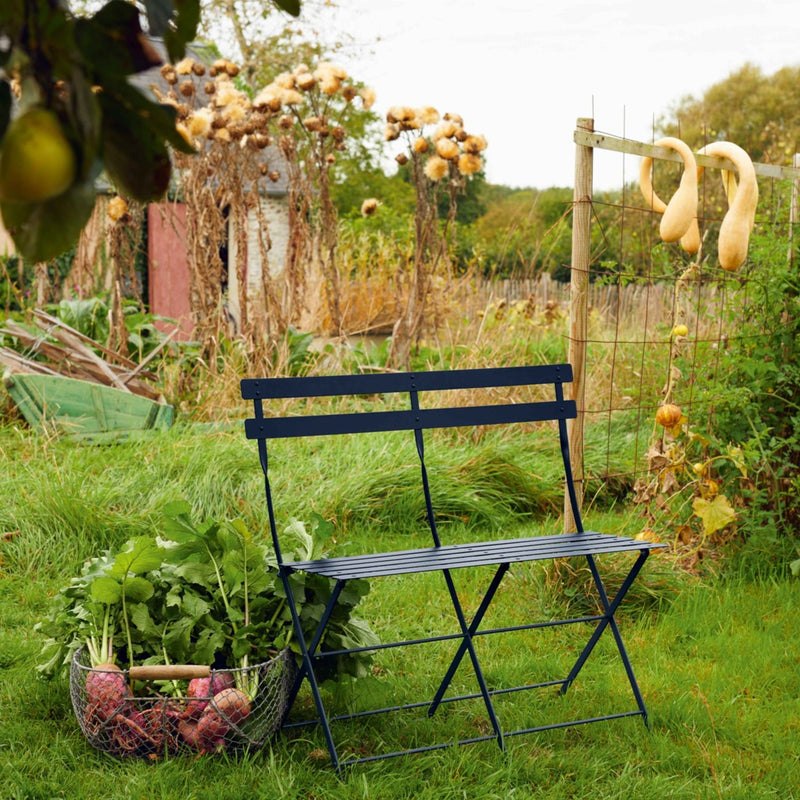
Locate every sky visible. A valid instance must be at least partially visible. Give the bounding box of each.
[308,0,800,190]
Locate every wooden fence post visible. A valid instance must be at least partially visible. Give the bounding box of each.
[565,118,593,533]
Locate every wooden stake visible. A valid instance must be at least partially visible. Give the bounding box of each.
[565,118,593,533]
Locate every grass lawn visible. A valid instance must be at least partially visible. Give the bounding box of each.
[1,426,798,799]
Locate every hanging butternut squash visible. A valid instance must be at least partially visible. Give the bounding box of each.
[696,141,758,272]
[639,137,700,254]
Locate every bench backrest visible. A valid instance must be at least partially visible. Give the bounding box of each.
[241,364,583,563]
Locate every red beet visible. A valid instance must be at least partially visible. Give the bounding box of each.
[196,687,251,751]
[85,663,131,722]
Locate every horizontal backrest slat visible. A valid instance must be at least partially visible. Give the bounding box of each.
[241,364,572,400]
[245,400,576,440]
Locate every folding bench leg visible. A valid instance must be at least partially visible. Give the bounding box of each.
[431,567,507,749]
[282,573,346,774]
[560,550,651,722]
[429,563,509,717]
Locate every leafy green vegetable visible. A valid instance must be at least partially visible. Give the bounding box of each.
[36,503,377,689]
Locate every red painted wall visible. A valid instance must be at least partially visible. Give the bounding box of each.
[147,202,194,340]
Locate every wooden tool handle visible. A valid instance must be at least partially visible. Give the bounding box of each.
[128,664,211,681]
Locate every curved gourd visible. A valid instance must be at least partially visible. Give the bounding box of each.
[697,142,758,271]
[639,137,700,253]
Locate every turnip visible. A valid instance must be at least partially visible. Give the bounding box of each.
[85,663,131,722]
[185,671,235,719]
[196,687,252,752]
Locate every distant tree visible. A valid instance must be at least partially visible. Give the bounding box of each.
[658,63,800,164]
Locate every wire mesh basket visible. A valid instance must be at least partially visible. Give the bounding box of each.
[70,648,295,758]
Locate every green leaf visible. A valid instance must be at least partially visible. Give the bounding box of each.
[0,177,96,262]
[790,558,800,577]
[90,576,123,604]
[109,537,162,578]
[692,494,737,537]
[123,576,155,603]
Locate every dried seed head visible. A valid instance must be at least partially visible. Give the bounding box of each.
[252,87,282,112]
[331,125,346,142]
[342,85,358,102]
[359,87,376,109]
[325,153,336,164]
[296,72,316,91]
[435,138,459,160]
[443,112,463,126]
[259,163,270,175]
[225,61,240,78]
[278,114,294,129]
[281,89,304,106]
[187,108,213,139]
[424,155,449,180]
[361,198,379,216]
[433,121,458,140]
[253,133,271,149]
[463,134,488,153]
[192,62,206,77]
[384,123,400,142]
[269,171,280,182]
[319,77,341,95]
[457,153,482,175]
[417,106,440,125]
[454,128,468,142]
[395,152,409,166]
[303,116,323,132]
[179,80,195,97]
[160,64,178,84]
[275,72,295,89]
[211,114,226,129]
[175,58,195,75]
[209,66,218,77]
[215,127,231,143]
[107,196,128,222]
[204,81,216,95]
[176,122,195,149]
[413,137,430,154]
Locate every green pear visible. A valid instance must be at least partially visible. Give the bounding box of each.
[0,107,77,203]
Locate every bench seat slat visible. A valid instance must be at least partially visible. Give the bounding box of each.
[287,532,667,580]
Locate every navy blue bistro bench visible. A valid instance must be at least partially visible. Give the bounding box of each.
[241,364,666,773]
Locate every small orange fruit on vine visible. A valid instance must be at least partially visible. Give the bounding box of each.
[0,107,76,203]
[655,403,682,428]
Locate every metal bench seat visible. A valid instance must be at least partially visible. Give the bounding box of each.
[241,363,665,774]
[289,531,655,580]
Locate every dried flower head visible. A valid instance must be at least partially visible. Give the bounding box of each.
[443,112,463,126]
[179,80,195,97]
[192,62,206,77]
[435,138,459,160]
[187,107,213,139]
[342,85,358,102]
[303,116,323,132]
[359,87,376,109]
[281,89,304,106]
[269,171,280,182]
[204,81,216,95]
[160,64,178,85]
[463,134,488,153]
[275,72,295,89]
[319,76,341,95]
[107,196,128,222]
[296,72,316,91]
[331,125,346,142]
[424,155,449,180]
[278,114,294,129]
[176,122,195,149]
[413,137,430,154]
[225,61,240,78]
[361,198,379,216]
[175,58,195,75]
[433,121,458,140]
[417,106,440,125]
[214,127,231,143]
[387,105,416,124]
[395,152,409,166]
[457,153,482,175]
[252,87,282,112]
[325,153,336,164]
[222,100,247,124]
[384,123,401,142]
